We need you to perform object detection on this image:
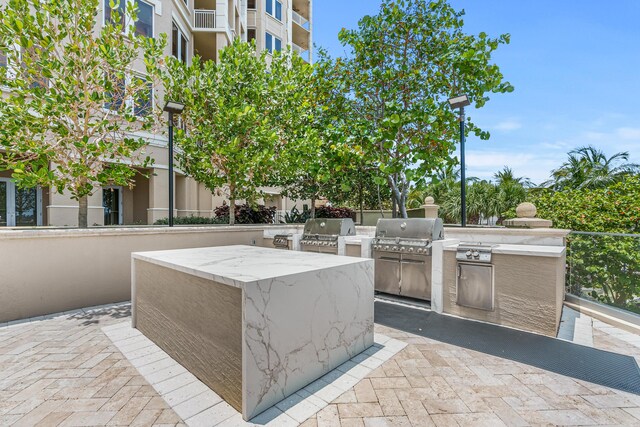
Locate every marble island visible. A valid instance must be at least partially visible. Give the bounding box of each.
[131,245,374,420]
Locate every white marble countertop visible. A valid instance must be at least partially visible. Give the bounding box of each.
[444,243,565,258]
[132,245,372,288]
[343,236,373,245]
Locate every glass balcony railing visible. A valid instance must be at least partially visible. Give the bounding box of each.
[566,231,640,315]
[292,43,310,62]
[292,10,310,31]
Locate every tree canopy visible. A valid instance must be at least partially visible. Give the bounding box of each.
[164,40,313,225]
[0,0,165,227]
[325,0,513,217]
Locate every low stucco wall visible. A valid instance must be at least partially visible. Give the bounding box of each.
[442,251,566,336]
[0,226,270,323]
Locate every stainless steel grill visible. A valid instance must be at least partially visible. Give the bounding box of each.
[300,218,356,254]
[372,218,444,301]
[456,243,495,311]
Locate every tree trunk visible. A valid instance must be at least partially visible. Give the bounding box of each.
[229,197,236,226]
[310,195,316,219]
[359,184,364,225]
[78,195,88,228]
[388,174,409,219]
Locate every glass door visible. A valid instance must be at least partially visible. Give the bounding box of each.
[0,178,41,227]
[103,187,122,226]
[15,187,38,226]
[0,180,7,226]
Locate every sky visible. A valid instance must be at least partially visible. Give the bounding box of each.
[312,0,640,185]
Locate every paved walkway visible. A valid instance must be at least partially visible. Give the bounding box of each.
[1,303,640,426]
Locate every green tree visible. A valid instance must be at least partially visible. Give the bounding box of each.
[164,41,306,225]
[334,0,513,217]
[544,145,639,191]
[0,0,165,227]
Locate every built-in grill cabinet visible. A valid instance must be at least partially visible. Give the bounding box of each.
[456,243,495,311]
[300,218,356,255]
[372,218,444,301]
[272,234,292,250]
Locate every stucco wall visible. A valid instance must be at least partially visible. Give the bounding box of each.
[442,251,566,336]
[0,226,265,323]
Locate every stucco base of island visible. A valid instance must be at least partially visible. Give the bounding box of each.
[131,245,374,421]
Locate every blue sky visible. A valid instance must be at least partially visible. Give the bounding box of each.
[312,0,640,184]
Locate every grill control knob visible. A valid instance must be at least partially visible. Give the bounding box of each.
[408,247,414,253]
[466,250,472,258]
[384,246,389,250]
[392,246,398,251]
[472,251,480,258]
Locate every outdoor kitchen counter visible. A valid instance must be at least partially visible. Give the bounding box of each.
[131,245,374,421]
[441,243,566,336]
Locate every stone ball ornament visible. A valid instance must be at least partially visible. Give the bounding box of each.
[516,202,537,218]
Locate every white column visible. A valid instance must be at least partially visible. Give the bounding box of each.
[431,239,459,313]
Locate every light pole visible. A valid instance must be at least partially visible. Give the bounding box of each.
[163,101,185,227]
[448,94,470,227]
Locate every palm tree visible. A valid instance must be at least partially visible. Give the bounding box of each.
[544,146,639,190]
[494,167,533,188]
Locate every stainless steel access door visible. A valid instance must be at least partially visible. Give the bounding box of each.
[374,252,401,295]
[400,254,431,300]
[456,263,494,311]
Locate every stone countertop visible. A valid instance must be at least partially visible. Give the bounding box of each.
[132,245,372,288]
[343,235,373,245]
[444,243,566,258]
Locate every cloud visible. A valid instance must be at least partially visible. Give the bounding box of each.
[464,150,557,184]
[493,119,522,132]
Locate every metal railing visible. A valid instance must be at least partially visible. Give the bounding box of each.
[567,231,640,315]
[292,11,310,30]
[194,10,220,30]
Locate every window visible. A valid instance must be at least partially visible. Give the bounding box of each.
[134,75,152,116]
[134,0,154,38]
[104,76,126,111]
[21,46,49,89]
[104,0,154,38]
[247,29,256,44]
[104,0,126,28]
[266,0,282,21]
[265,32,282,54]
[275,1,282,20]
[248,0,256,9]
[172,22,188,63]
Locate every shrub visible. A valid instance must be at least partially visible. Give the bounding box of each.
[214,203,276,224]
[316,206,356,220]
[153,216,228,225]
[284,206,311,224]
[523,176,640,313]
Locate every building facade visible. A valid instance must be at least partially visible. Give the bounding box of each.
[0,0,312,227]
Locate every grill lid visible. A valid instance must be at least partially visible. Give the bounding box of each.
[302,218,356,237]
[375,218,444,241]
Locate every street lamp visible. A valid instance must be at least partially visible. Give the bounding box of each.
[448,94,470,227]
[163,101,185,227]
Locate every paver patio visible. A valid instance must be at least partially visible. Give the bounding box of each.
[1,303,640,426]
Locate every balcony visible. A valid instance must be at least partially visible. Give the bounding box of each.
[292,10,310,31]
[292,42,310,62]
[193,9,226,31]
[292,10,310,51]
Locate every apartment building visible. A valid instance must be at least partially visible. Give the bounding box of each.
[0,0,312,227]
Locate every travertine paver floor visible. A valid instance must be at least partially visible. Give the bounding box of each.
[0,304,182,426]
[2,303,640,426]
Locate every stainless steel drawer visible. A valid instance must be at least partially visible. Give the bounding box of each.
[456,263,494,311]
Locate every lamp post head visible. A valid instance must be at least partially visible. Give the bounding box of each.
[448,94,470,110]
[163,100,185,114]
